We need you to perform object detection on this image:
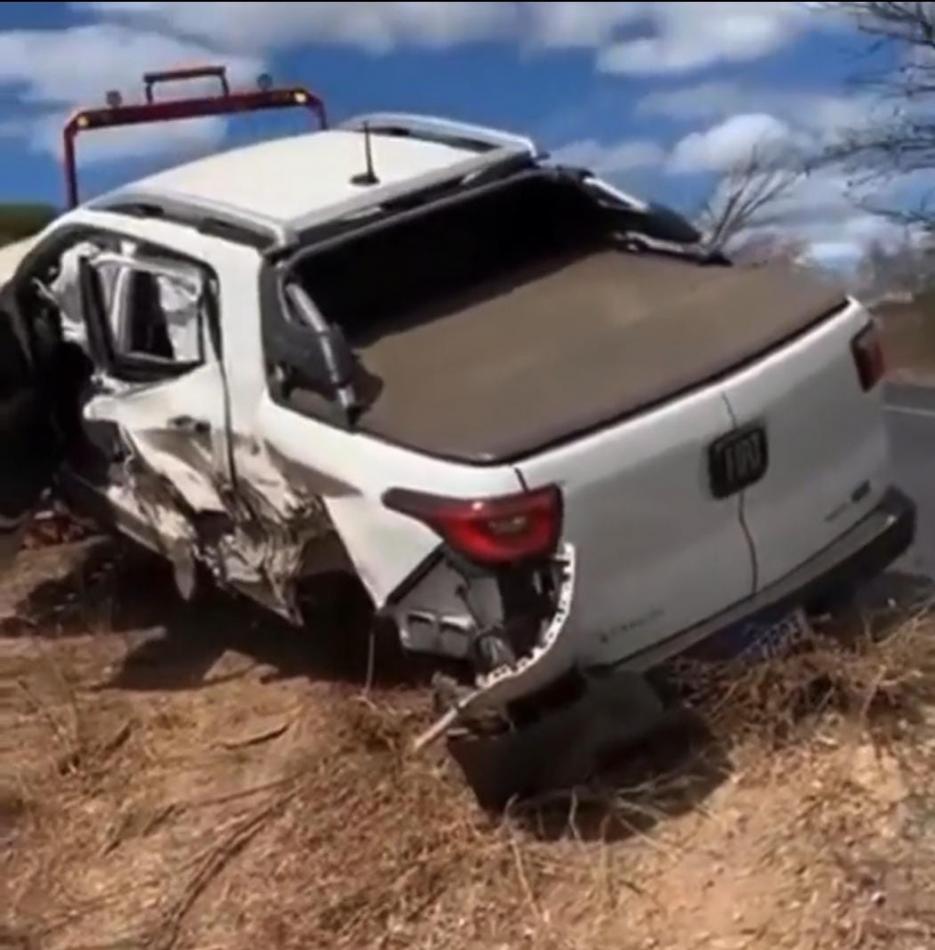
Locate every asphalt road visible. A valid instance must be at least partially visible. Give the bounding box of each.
[885,381,935,579]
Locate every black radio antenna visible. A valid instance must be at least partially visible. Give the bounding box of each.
[351,121,380,186]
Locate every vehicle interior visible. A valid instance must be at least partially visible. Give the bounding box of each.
[13,238,209,487]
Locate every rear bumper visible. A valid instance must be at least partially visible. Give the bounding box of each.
[446,487,915,809]
[619,486,917,673]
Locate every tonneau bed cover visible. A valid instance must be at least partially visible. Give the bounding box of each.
[355,250,846,462]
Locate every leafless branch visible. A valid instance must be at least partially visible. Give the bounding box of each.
[829,2,935,44]
[823,3,935,225]
[859,186,935,229]
[696,146,803,252]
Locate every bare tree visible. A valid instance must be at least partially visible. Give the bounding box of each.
[696,146,803,253]
[826,2,935,227]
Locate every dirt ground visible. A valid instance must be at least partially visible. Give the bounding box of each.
[2,535,935,950]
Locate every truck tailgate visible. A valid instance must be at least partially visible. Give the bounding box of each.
[514,383,755,666]
[720,300,890,590]
[513,298,889,669]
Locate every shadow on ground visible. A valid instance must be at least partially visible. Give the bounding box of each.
[489,709,731,843]
[0,534,440,694]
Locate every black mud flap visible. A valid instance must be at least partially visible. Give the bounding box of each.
[446,670,667,811]
[0,305,60,564]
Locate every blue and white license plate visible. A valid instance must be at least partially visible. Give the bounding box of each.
[691,605,811,665]
[733,606,810,664]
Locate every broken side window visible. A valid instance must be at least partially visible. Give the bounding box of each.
[89,253,208,380]
[115,270,204,366]
[48,239,119,352]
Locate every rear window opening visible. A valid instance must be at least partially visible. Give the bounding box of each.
[289,174,611,344]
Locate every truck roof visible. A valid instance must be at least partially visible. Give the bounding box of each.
[108,126,504,231]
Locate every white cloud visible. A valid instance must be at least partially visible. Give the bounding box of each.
[806,241,865,267]
[551,137,666,174]
[597,2,809,75]
[669,113,803,173]
[75,2,813,73]
[0,25,261,105]
[76,2,517,53]
[638,81,750,122]
[638,81,877,136]
[0,24,260,161]
[523,3,647,48]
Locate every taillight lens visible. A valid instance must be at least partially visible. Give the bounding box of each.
[851,323,885,391]
[383,485,563,565]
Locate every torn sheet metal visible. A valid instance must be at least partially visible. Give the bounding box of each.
[82,375,229,516]
[248,429,443,609]
[89,399,341,622]
[414,542,577,750]
[99,432,329,621]
[221,454,338,622]
[391,558,502,660]
[318,494,441,606]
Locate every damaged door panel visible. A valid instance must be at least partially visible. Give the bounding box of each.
[77,247,338,621]
[80,369,232,598]
[65,246,237,598]
[36,235,305,618]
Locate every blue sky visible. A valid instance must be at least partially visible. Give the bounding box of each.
[0,2,912,261]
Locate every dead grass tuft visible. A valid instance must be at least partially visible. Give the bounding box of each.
[674,609,935,758]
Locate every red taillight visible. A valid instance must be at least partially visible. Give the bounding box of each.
[851,323,885,391]
[383,485,563,566]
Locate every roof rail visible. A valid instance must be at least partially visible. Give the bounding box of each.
[89,189,295,249]
[338,113,538,157]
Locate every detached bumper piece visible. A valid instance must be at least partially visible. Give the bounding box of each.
[447,669,668,811]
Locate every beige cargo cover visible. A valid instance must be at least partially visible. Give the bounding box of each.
[356,250,846,462]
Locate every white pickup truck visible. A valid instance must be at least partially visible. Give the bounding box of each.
[0,72,915,779]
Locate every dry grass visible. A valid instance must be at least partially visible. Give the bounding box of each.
[2,539,935,949]
[878,294,935,381]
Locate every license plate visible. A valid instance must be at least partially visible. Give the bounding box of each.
[709,423,768,499]
[732,606,810,665]
[691,605,811,665]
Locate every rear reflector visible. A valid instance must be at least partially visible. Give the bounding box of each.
[383,485,563,566]
[851,322,885,391]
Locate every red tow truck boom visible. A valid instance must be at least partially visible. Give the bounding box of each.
[62,64,327,207]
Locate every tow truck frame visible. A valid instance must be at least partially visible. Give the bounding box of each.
[61,64,328,207]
